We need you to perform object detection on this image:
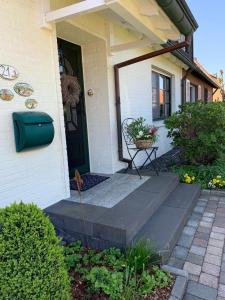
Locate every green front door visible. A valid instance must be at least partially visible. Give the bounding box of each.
[58,38,90,176]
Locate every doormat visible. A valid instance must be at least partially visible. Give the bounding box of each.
[70,174,109,192]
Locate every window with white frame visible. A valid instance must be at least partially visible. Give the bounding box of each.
[152,71,171,121]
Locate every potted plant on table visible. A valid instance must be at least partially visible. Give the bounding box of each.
[127,117,158,149]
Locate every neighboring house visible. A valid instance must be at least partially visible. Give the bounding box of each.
[211,72,225,102]
[0,0,198,208]
[170,41,220,102]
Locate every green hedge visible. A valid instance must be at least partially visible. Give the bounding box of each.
[165,102,225,165]
[0,202,71,300]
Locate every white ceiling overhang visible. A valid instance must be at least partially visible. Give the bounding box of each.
[44,0,182,45]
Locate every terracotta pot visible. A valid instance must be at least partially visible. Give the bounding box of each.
[135,139,153,149]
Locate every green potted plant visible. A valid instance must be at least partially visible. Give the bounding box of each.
[127,117,158,149]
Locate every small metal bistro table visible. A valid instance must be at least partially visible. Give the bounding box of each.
[122,118,159,179]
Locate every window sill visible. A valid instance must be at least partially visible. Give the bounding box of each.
[153,120,165,128]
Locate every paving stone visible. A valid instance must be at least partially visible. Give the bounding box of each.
[210,232,225,241]
[221,262,225,272]
[183,262,201,276]
[202,217,213,223]
[197,200,207,207]
[200,221,212,228]
[194,206,205,214]
[184,294,204,300]
[190,245,206,256]
[189,274,199,282]
[209,238,224,248]
[187,219,199,228]
[207,245,223,256]
[193,238,208,247]
[187,281,217,300]
[183,226,196,236]
[171,276,187,299]
[168,257,185,269]
[217,297,225,300]
[195,232,210,241]
[223,254,225,261]
[205,208,217,213]
[187,253,204,266]
[172,246,189,260]
[202,262,220,276]
[178,234,194,248]
[205,253,221,266]
[210,196,219,201]
[199,273,218,289]
[212,227,225,234]
[219,272,225,285]
[217,208,225,213]
[197,226,211,234]
[218,284,225,297]
[203,212,215,218]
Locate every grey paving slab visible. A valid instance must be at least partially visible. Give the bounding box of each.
[172,246,189,260]
[186,253,204,266]
[186,281,217,300]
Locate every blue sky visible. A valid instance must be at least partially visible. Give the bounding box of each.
[186,0,224,75]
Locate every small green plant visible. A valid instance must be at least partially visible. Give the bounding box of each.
[126,239,161,274]
[86,266,123,299]
[126,117,158,142]
[0,202,71,300]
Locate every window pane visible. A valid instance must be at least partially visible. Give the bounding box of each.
[159,76,164,90]
[165,103,170,117]
[152,71,171,121]
[152,72,158,88]
[159,90,164,105]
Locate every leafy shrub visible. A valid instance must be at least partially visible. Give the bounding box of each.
[126,239,160,274]
[0,202,71,300]
[165,102,225,165]
[86,266,123,299]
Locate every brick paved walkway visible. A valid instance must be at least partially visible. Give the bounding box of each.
[168,190,225,300]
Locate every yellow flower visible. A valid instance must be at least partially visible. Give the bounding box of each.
[217,175,222,179]
[192,176,195,181]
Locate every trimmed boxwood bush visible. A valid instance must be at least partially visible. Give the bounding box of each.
[165,102,225,165]
[0,202,71,300]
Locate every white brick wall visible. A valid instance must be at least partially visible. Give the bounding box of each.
[0,0,69,208]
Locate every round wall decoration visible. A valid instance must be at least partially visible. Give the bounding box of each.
[0,89,14,101]
[25,98,38,109]
[0,64,19,80]
[14,82,34,97]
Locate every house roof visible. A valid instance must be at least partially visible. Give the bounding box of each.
[166,42,220,88]
[156,0,198,35]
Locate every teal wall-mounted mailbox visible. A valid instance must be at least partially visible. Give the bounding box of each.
[13,112,54,152]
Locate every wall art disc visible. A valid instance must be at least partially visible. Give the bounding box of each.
[0,89,14,101]
[25,98,38,109]
[14,82,33,97]
[0,64,19,80]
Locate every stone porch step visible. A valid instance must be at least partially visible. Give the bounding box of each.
[133,183,201,262]
[45,172,179,249]
[94,172,179,246]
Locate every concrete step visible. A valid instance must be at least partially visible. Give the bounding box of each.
[94,172,179,246]
[133,183,201,263]
[46,172,179,249]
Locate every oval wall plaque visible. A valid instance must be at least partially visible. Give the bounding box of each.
[14,82,34,97]
[0,64,19,80]
[25,98,38,109]
[0,89,14,101]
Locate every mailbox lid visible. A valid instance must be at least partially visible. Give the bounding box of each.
[13,112,53,124]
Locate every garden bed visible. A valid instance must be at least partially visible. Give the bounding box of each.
[64,240,175,300]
